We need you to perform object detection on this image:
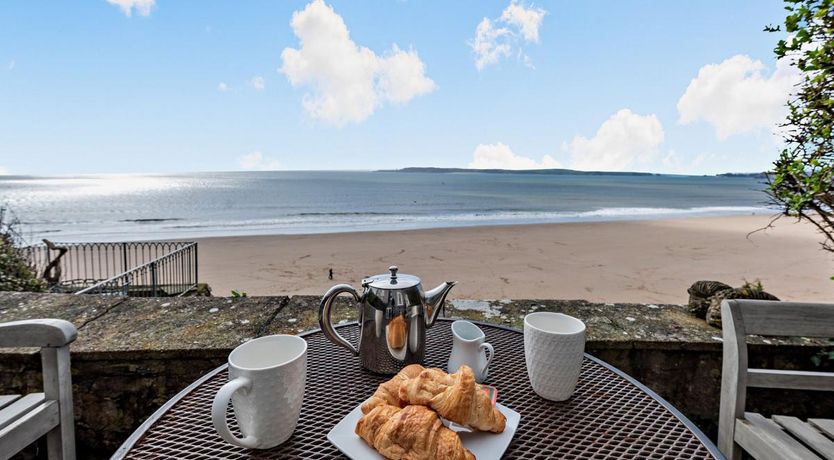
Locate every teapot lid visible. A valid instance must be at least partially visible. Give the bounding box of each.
[362,265,421,290]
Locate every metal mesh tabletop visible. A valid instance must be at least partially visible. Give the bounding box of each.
[117,320,723,459]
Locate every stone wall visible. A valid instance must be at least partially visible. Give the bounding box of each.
[0,292,831,459]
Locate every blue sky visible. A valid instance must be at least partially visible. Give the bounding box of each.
[0,0,792,175]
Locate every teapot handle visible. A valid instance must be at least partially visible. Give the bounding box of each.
[319,284,361,356]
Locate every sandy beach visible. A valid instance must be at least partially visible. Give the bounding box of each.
[196,215,834,304]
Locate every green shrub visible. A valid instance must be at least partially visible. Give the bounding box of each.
[0,207,45,292]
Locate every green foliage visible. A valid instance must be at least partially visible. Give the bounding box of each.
[231,289,248,298]
[185,283,212,297]
[768,1,834,255]
[738,279,765,296]
[0,207,45,292]
[811,349,834,366]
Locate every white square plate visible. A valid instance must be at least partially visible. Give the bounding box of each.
[326,403,521,460]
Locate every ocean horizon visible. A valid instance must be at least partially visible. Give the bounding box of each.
[1,170,774,243]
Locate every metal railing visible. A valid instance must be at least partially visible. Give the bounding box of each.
[21,241,198,297]
[75,243,198,297]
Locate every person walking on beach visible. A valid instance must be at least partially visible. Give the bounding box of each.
[328,268,333,280]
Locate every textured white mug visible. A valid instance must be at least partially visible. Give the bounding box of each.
[447,320,494,383]
[524,312,586,401]
[211,334,307,449]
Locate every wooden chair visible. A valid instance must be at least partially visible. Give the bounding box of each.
[718,300,834,460]
[0,319,77,460]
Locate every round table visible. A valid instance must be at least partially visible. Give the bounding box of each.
[114,320,724,459]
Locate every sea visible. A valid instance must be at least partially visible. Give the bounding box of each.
[0,171,773,243]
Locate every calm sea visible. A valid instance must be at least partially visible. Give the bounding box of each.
[0,171,772,242]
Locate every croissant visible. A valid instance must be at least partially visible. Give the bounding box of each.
[355,404,475,460]
[387,315,407,349]
[398,365,505,433]
[361,364,425,414]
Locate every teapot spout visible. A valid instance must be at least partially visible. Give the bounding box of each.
[425,281,457,327]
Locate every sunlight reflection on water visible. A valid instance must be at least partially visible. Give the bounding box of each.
[0,171,770,242]
[9,175,188,200]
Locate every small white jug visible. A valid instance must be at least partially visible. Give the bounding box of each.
[447,320,494,383]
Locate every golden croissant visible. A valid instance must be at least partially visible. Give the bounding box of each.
[361,364,426,414]
[398,365,506,433]
[387,315,407,349]
[355,404,475,460]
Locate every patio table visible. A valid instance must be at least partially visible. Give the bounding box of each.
[114,319,725,459]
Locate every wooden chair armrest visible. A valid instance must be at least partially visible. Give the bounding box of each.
[0,319,77,348]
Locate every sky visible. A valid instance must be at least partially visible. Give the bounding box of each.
[0,0,795,176]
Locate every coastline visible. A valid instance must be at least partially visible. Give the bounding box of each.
[5,171,769,243]
[21,205,773,243]
[195,214,834,304]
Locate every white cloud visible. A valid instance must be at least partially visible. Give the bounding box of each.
[250,76,265,91]
[469,143,562,170]
[239,152,280,171]
[500,1,546,43]
[106,0,155,17]
[677,54,799,140]
[377,45,435,103]
[691,152,712,169]
[471,19,513,71]
[567,109,664,171]
[8,60,14,71]
[217,82,229,92]
[280,0,436,125]
[470,1,547,70]
[658,150,721,175]
[661,150,682,172]
[0,166,8,175]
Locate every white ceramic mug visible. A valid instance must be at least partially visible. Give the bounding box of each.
[524,312,586,401]
[211,334,307,449]
[447,320,494,383]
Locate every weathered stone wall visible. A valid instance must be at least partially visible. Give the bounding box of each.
[0,293,831,459]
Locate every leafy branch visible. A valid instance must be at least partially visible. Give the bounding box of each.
[767,0,834,263]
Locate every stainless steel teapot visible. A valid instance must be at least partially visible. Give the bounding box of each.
[319,266,456,374]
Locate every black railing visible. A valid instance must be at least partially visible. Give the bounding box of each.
[22,241,198,297]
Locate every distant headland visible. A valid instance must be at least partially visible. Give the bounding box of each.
[380,167,768,178]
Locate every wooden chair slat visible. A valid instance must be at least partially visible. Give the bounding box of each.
[0,396,21,411]
[810,419,834,439]
[0,401,59,460]
[0,394,47,432]
[735,413,822,460]
[0,319,77,460]
[733,301,834,337]
[0,319,77,348]
[773,415,834,460]
[747,369,834,392]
